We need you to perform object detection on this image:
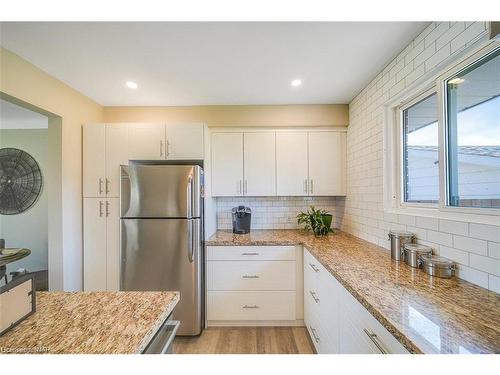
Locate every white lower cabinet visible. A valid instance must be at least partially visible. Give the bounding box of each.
[83,198,120,291]
[208,291,296,321]
[206,246,301,324]
[303,248,408,354]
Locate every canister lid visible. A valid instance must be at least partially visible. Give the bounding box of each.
[388,230,414,238]
[420,255,455,269]
[403,243,433,254]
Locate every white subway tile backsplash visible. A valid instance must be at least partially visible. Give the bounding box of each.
[488,275,500,294]
[453,235,488,256]
[488,242,500,260]
[398,214,416,226]
[427,230,453,247]
[436,22,465,50]
[450,22,486,53]
[424,22,450,47]
[415,216,439,231]
[439,219,469,236]
[413,43,436,67]
[469,223,500,242]
[439,246,469,265]
[469,254,500,277]
[216,196,339,231]
[425,44,451,72]
[455,264,489,289]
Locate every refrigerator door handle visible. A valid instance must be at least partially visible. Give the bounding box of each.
[188,219,198,263]
[187,174,193,218]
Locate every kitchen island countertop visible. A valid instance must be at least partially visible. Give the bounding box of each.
[207,229,500,354]
[0,291,179,354]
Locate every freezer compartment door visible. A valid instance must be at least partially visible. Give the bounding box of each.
[121,218,203,335]
[121,164,202,218]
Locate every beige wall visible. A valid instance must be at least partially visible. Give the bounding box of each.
[0,47,104,291]
[103,104,348,127]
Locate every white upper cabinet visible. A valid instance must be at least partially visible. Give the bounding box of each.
[244,132,276,196]
[308,131,346,196]
[105,124,129,197]
[211,129,346,197]
[127,123,165,160]
[165,123,204,160]
[83,124,106,197]
[211,132,244,196]
[276,132,309,196]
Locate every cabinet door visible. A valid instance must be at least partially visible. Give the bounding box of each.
[211,132,244,196]
[83,124,106,197]
[165,123,204,160]
[243,132,276,196]
[276,132,308,196]
[308,131,346,196]
[105,124,129,197]
[106,198,120,291]
[128,123,165,160]
[83,198,107,291]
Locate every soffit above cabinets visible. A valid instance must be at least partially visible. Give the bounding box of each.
[0,22,428,106]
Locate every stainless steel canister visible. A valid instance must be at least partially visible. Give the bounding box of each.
[420,255,456,278]
[388,231,414,261]
[402,243,433,268]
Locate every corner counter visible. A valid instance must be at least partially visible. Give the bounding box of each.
[207,230,500,354]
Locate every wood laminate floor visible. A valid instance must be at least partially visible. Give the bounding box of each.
[173,327,315,354]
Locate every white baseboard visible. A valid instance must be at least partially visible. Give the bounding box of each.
[207,319,305,327]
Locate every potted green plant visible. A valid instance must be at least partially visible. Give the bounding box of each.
[296,206,334,236]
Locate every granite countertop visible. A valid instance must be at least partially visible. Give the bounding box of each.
[0,291,179,354]
[207,230,500,354]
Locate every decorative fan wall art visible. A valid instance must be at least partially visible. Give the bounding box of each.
[0,148,43,215]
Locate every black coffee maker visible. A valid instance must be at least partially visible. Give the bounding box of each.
[231,206,251,234]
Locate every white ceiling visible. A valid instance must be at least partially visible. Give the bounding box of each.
[0,99,48,129]
[0,22,428,106]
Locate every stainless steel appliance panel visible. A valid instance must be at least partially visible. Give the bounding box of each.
[121,218,203,335]
[121,165,202,218]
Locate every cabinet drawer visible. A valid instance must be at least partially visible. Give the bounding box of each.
[340,286,409,354]
[207,291,296,321]
[207,246,295,261]
[304,248,326,279]
[208,261,295,291]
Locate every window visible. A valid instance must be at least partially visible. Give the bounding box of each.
[387,43,500,220]
[402,92,439,204]
[445,48,500,209]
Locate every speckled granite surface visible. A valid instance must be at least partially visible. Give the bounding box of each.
[207,230,500,354]
[0,291,179,354]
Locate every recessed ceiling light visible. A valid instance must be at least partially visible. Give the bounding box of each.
[125,81,138,89]
[448,77,465,85]
[291,79,302,87]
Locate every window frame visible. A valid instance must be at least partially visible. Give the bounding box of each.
[384,39,500,225]
[397,88,440,209]
[440,44,500,216]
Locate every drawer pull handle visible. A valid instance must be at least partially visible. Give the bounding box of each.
[309,326,320,343]
[242,275,259,279]
[309,263,320,273]
[363,328,388,354]
[242,252,259,256]
[242,305,259,309]
[309,290,320,303]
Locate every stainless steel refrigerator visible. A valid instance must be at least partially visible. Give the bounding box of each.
[120,163,203,336]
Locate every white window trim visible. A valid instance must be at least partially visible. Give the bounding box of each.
[397,87,439,208]
[384,39,500,226]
